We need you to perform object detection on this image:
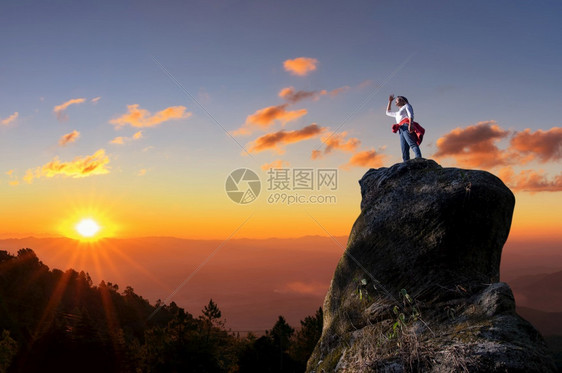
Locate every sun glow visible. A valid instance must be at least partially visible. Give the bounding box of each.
[76,218,100,238]
[59,198,118,241]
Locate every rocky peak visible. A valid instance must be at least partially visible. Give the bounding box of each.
[307,159,556,372]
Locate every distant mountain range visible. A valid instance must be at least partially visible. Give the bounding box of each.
[0,236,560,333]
[500,239,562,282]
[0,236,346,332]
[517,307,562,336]
[509,271,562,312]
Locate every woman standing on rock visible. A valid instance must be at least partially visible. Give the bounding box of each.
[386,94,423,161]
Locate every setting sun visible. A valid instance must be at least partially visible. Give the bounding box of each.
[75,218,100,238]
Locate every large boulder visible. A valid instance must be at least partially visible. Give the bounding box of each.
[307,159,556,372]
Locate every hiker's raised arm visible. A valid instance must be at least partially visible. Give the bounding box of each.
[386,94,394,114]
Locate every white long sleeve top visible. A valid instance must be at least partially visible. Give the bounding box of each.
[386,103,414,123]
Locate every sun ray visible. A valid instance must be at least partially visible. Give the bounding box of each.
[32,269,74,340]
[105,241,171,292]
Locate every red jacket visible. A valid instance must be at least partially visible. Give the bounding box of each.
[392,118,425,145]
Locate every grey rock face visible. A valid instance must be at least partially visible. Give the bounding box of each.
[307,159,556,372]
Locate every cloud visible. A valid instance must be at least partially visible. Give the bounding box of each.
[328,86,350,97]
[110,136,125,145]
[5,170,18,186]
[247,124,326,154]
[312,131,360,159]
[510,127,562,163]
[23,170,34,184]
[91,96,101,103]
[58,130,80,146]
[341,149,387,170]
[138,169,147,176]
[278,86,349,105]
[434,123,562,169]
[433,121,511,168]
[246,104,307,127]
[499,167,562,193]
[24,149,110,183]
[283,57,318,76]
[1,112,18,125]
[434,123,562,193]
[233,104,307,136]
[53,98,86,121]
[233,83,348,137]
[278,87,322,104]
[109,104,191,128]
[261,160,290,170]
[109,130,144,145]
[357,80,374,89]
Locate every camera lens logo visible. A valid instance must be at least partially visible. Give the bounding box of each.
[225,168,261,204]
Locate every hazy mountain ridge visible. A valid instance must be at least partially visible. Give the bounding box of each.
[517,306,562,336]
[508,270,562,312]
[0,235,560,333]
[0,235,346,332]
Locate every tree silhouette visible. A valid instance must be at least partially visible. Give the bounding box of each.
[290,307,323,367]
[0,330,17,373]
[0,249,322,372]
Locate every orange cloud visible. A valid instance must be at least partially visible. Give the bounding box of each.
[328,86,350,97]
[247,104,307,127]
[434,123,562,193]
[433,121,511,168]
[279,87,321,104]
[341,149,387,170]
[109,104,191,128]
[312,131,360,159]
[283,57,318,76]
[261,160,290,170]
[24,149,110,183]
[510,127,562,163]
[5,170,19,186]
[1,112,18,125]
[233,104,307,136]
[58,130,80,146]
[53,98,86,121]
[91,96,101,103]
[499,166,562,193]
[247,124,326,154]
[110,137,125,145]
[434,123,562,170]
[278,86,348,104]
[110,131,143,145]
[110,130,144,145]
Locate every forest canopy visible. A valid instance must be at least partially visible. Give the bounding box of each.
[0,248,322,373]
